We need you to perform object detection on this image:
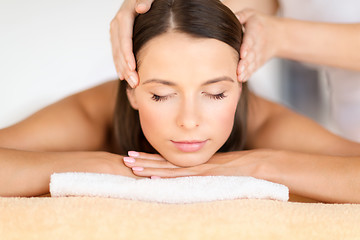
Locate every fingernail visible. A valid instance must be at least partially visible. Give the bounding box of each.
[132,167,144,172]
[130,75,137,88]
[123,157,135,163]
[151,176,161,179]
[128,76,136,88]
[128,151,140,157]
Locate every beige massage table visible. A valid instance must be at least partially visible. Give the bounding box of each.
[1,196,360,239]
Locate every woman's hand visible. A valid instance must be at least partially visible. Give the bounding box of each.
[236,9,281,82]
[123,150,268,178]
[85,151,143,179]
[110,0,154,88]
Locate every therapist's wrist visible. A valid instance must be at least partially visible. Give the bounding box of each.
[275,17,303,60]
[268,16,288,59]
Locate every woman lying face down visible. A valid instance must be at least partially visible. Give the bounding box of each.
[1,0,360,202]
[114,0,247,167]
[111,0,360,203]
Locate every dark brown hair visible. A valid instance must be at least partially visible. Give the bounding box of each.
[112,0,248,154]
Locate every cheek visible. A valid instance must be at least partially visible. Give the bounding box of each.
[211,104,237,143]
[136,101,172,144]
[204,94,240,139]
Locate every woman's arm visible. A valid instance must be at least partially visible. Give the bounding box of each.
[246,93,360,155]
[122,94,360,203]
[0,80,139,197]
[244,93,360,203]
[0,81,117,152]
[0,149,135,197]
[246,93,360,203]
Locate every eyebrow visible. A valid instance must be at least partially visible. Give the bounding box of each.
[142,76,235,86]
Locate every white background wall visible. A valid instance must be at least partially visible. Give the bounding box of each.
[0,0,122,128]
[0,0,281,129]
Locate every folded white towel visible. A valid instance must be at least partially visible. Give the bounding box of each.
[50,172,289,203]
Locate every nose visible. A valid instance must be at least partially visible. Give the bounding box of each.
[176,98,200,129]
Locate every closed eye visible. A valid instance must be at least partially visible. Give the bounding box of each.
[203,92,227,100]
[151,94,172,102]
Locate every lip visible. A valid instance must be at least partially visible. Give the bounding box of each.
[171,140,208,153]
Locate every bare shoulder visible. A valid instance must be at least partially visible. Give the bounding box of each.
[245,91,360,155]
[246,92,281,137]
[76,80,119,126]
[0,80,119,152]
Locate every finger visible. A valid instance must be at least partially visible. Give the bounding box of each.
[120,34,138,87]
[135,0,154,14]
[132,167,196,178]
[245,62,256,80]
[240,41,248,59]
[123,157,178,170]
[128,151,165,160]
[121,37,136,71]
[126,72,139,88]
[110,16,137,82]
[237,62,246,82]
[110,21,124,79]
[242,33,254,49]
[246,51,255,63]
[112,12,138,85]
[236,8,255,24]
[238,64,248,82]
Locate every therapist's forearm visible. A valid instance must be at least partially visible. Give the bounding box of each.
[277,19,360,71]
[259,150,360,203]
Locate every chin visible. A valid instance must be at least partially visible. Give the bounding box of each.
[162,151,214,167]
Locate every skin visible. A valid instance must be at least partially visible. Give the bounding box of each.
[111,0,360,83]
[110,0,155,87]
[1,28,360,202]
[126,32,241,167]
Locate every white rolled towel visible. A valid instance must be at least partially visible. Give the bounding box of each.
[50,172,289,203]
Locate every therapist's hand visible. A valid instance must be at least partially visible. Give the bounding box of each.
[236,9,280,82]
[110,0,154,88]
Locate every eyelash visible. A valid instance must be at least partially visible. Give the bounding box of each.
[204,92,226,100]
[151,92,226,102]
[151,94,169,102]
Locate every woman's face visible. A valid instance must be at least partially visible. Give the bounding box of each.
[127,32,241,167]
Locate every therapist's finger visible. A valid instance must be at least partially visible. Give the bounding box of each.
[110,12,136,83]
[110,20,125,80]
[238,34,255,81]
[236,8,256,24]
[121,36,139,87]
[110,0,142,87]
[135,0,154,14]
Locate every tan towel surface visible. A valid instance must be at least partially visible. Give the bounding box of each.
[1,197,360,240]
